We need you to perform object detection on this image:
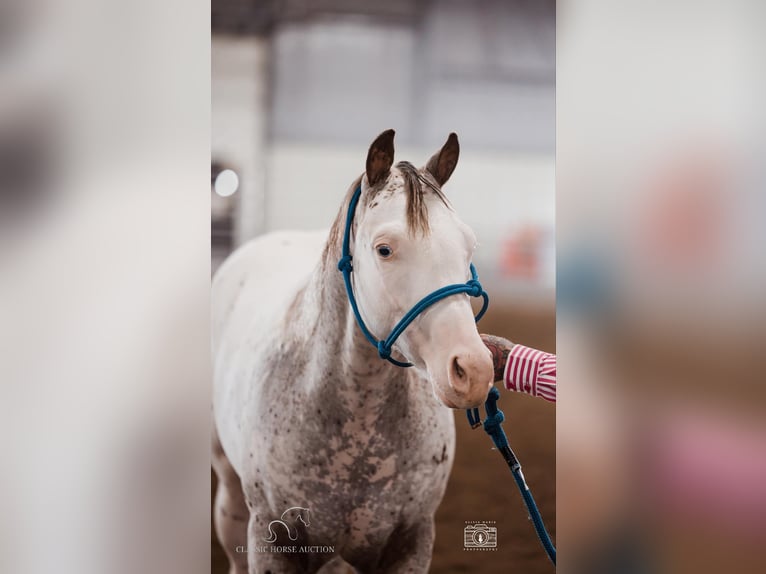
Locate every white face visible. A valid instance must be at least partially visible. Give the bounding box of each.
[351,167,494,409]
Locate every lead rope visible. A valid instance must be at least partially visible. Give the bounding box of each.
[467,387,557,566]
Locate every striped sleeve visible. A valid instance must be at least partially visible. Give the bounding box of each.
[503,344,556,403]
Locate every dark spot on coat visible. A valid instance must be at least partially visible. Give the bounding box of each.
[432,444,448,464]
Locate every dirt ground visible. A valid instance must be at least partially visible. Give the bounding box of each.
[212,301,555,573]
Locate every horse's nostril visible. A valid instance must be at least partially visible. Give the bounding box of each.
[453,356,465,380]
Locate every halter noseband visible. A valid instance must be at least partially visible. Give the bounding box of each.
[337,184,489,367]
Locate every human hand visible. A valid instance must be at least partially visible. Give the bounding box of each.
[480,334,514,383]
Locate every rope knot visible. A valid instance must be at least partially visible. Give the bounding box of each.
[483,410,505,433]
[337,255,353,273]
[376,341,391,360]
[466,279,482,297]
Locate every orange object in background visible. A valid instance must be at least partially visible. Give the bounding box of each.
[500,226,543,281]
[637,148,729,272]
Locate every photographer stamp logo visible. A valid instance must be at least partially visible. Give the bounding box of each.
[463,521,498,551]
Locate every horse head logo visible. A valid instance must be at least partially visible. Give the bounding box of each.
[263,506,311,542]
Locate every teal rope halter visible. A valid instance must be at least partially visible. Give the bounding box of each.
[337,184,489,367]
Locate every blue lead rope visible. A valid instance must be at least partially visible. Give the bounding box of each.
[338,183,555,566]
[468,387,557,566]
[338,184,489,367]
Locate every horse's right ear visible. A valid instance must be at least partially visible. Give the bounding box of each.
[425,132,459,187]
[365,129,395,186]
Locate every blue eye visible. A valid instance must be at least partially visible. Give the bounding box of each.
[376,245,393,258]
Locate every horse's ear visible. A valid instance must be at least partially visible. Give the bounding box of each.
[366,129,395,186]
[425,132,460,187]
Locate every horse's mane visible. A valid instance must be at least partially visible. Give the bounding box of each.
[324,162,451,265]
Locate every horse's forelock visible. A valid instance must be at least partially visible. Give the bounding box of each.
[371,161,450,236]
[324,164,451,264]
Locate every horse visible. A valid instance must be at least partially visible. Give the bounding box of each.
[212,129,494,573]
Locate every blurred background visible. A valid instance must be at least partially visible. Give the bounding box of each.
[558,1,766,573]
[211,1,555,573]
[1,2,210,574]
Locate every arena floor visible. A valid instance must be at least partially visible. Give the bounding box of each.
[211,301,556,573]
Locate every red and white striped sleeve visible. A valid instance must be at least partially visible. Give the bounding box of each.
[503,344,556,403]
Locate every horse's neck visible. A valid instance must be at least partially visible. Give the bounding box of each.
[291,247,411,400]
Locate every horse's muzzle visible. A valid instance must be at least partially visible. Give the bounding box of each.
[444,348,494,408]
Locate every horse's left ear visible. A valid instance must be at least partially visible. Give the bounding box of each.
[425,133,460,187]
[366,129,396,186]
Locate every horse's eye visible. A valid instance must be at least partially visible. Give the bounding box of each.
[376,244,393,259]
